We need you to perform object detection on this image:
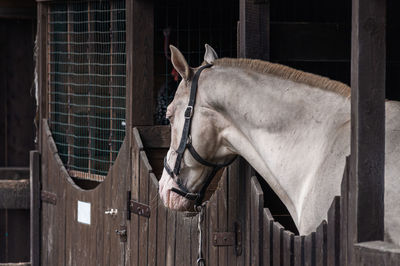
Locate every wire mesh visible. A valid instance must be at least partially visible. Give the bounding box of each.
[48,0,126,181]
[154,0,239,125]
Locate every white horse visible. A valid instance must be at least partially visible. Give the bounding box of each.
[158,44,400,245]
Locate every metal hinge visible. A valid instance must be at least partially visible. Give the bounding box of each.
[212,222,242,256]
[41,190,57,205]
[127,191,151,219]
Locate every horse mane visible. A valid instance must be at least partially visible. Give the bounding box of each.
[214,58,351,97]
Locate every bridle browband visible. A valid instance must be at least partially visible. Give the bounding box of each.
[164,63,237,206]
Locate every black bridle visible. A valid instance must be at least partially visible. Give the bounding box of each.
[164,63,236,206]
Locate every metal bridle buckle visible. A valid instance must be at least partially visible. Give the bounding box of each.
[185,106,193,119]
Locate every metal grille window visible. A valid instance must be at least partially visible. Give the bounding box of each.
[48,0,126,182]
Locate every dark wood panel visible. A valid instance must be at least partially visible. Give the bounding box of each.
[294,235,305,266]
[148,173,158,266]
[239,0,270,60]
[138,151,150,266]
[250,176,264,265]
[165,210,177,266]
[0,168,29,180]
[270,23,350,62]
[137,126,170,149]
[282,230,294,266]
[354,241,400,265]
[350,0,386,254]
[327,197,340,266]
[218,171,228,266]
[263,208,274,266]
[316,221,327,266]
[207,187,219,264]
[272,222,284,266]
[0,179,30,209]
[30,151,40,266]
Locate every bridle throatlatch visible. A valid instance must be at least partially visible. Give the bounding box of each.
[163,63,237,206]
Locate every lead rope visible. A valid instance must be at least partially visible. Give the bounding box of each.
[196,202,207,266]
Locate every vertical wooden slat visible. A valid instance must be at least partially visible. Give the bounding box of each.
[148,173,159,266]
[304,232,316,266]
[272,222,284,266]
[127,128,142,266]
[156,205,167,266]
[316,221,328,266]
[126,0,154,129]
[40,121,49,265]
[218,170,229,266]
[350,0,386,263]
[340,158,350,266]
[30,150,40,266]
[239,0,270,60]
[138,151,150,266]
[327,196,341,266]
[282,230,295,266]
[263,208,274,266]
[250,176,264,266]
[190,215,199,266]
[208,191,219,264]
[165,210,176,266]
[227,160,242,266]
[175,213,191,265]
[294,235,305,266]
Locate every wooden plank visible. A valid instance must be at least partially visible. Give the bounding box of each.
[40,121,49,265]
[294,235,305,266]
[239,0,270,60]
[165,210,176,266]
[316,221,328,266]
[126,0,154,128]
[263,208,274,266]
[127,127,143,266]
[272,222,284,266]
[227,161,242,266]
[250,176,264,266]
[138,151,150,266]
[190,214,199,266]
[304,232,316,266]
[156,205,167,266]
[327,197,340,266]
[207,189,219,264]
[136,126,171,148]
[175,213,191,265]
[0,168,29,180]
[0,179,30,209]
[30,151,40,266]
[218,170,229,266]
[282,230,295,266]
[340,158,349,266]
[148,173,159,266]
[350,0,386,254]
[354,241,400,265]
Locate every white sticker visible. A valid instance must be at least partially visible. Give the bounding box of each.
[77,201,91,225]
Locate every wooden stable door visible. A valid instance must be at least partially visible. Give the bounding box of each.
[40,120,129,265]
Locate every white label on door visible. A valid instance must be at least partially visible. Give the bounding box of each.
[77,201,91,225]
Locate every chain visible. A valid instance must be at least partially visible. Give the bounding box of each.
[196,202,207,266]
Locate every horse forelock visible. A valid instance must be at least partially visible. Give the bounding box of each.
[214,58,351,98]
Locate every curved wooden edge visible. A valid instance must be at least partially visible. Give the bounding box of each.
[132,127,144,151]
[42,119,129,193]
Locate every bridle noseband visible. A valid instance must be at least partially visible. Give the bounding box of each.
[164,63,236,206]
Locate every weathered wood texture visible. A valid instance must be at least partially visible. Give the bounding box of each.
[239,0,270,60]
[40,120,129,266]
[350,0,386,247]
[30,151,40,266]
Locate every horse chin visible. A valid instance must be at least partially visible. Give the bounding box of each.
[166,190,193,211]
[159,172,194,211]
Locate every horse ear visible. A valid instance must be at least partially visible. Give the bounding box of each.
[170,45,192,81]
[204,44,218,64]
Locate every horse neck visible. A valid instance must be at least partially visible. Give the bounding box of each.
[203,67,350,228]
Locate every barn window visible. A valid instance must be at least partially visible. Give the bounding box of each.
[48,0,126,182]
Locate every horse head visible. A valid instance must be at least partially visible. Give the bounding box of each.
[158,44,236,211]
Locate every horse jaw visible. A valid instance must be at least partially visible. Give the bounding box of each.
[159,170,193,211]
